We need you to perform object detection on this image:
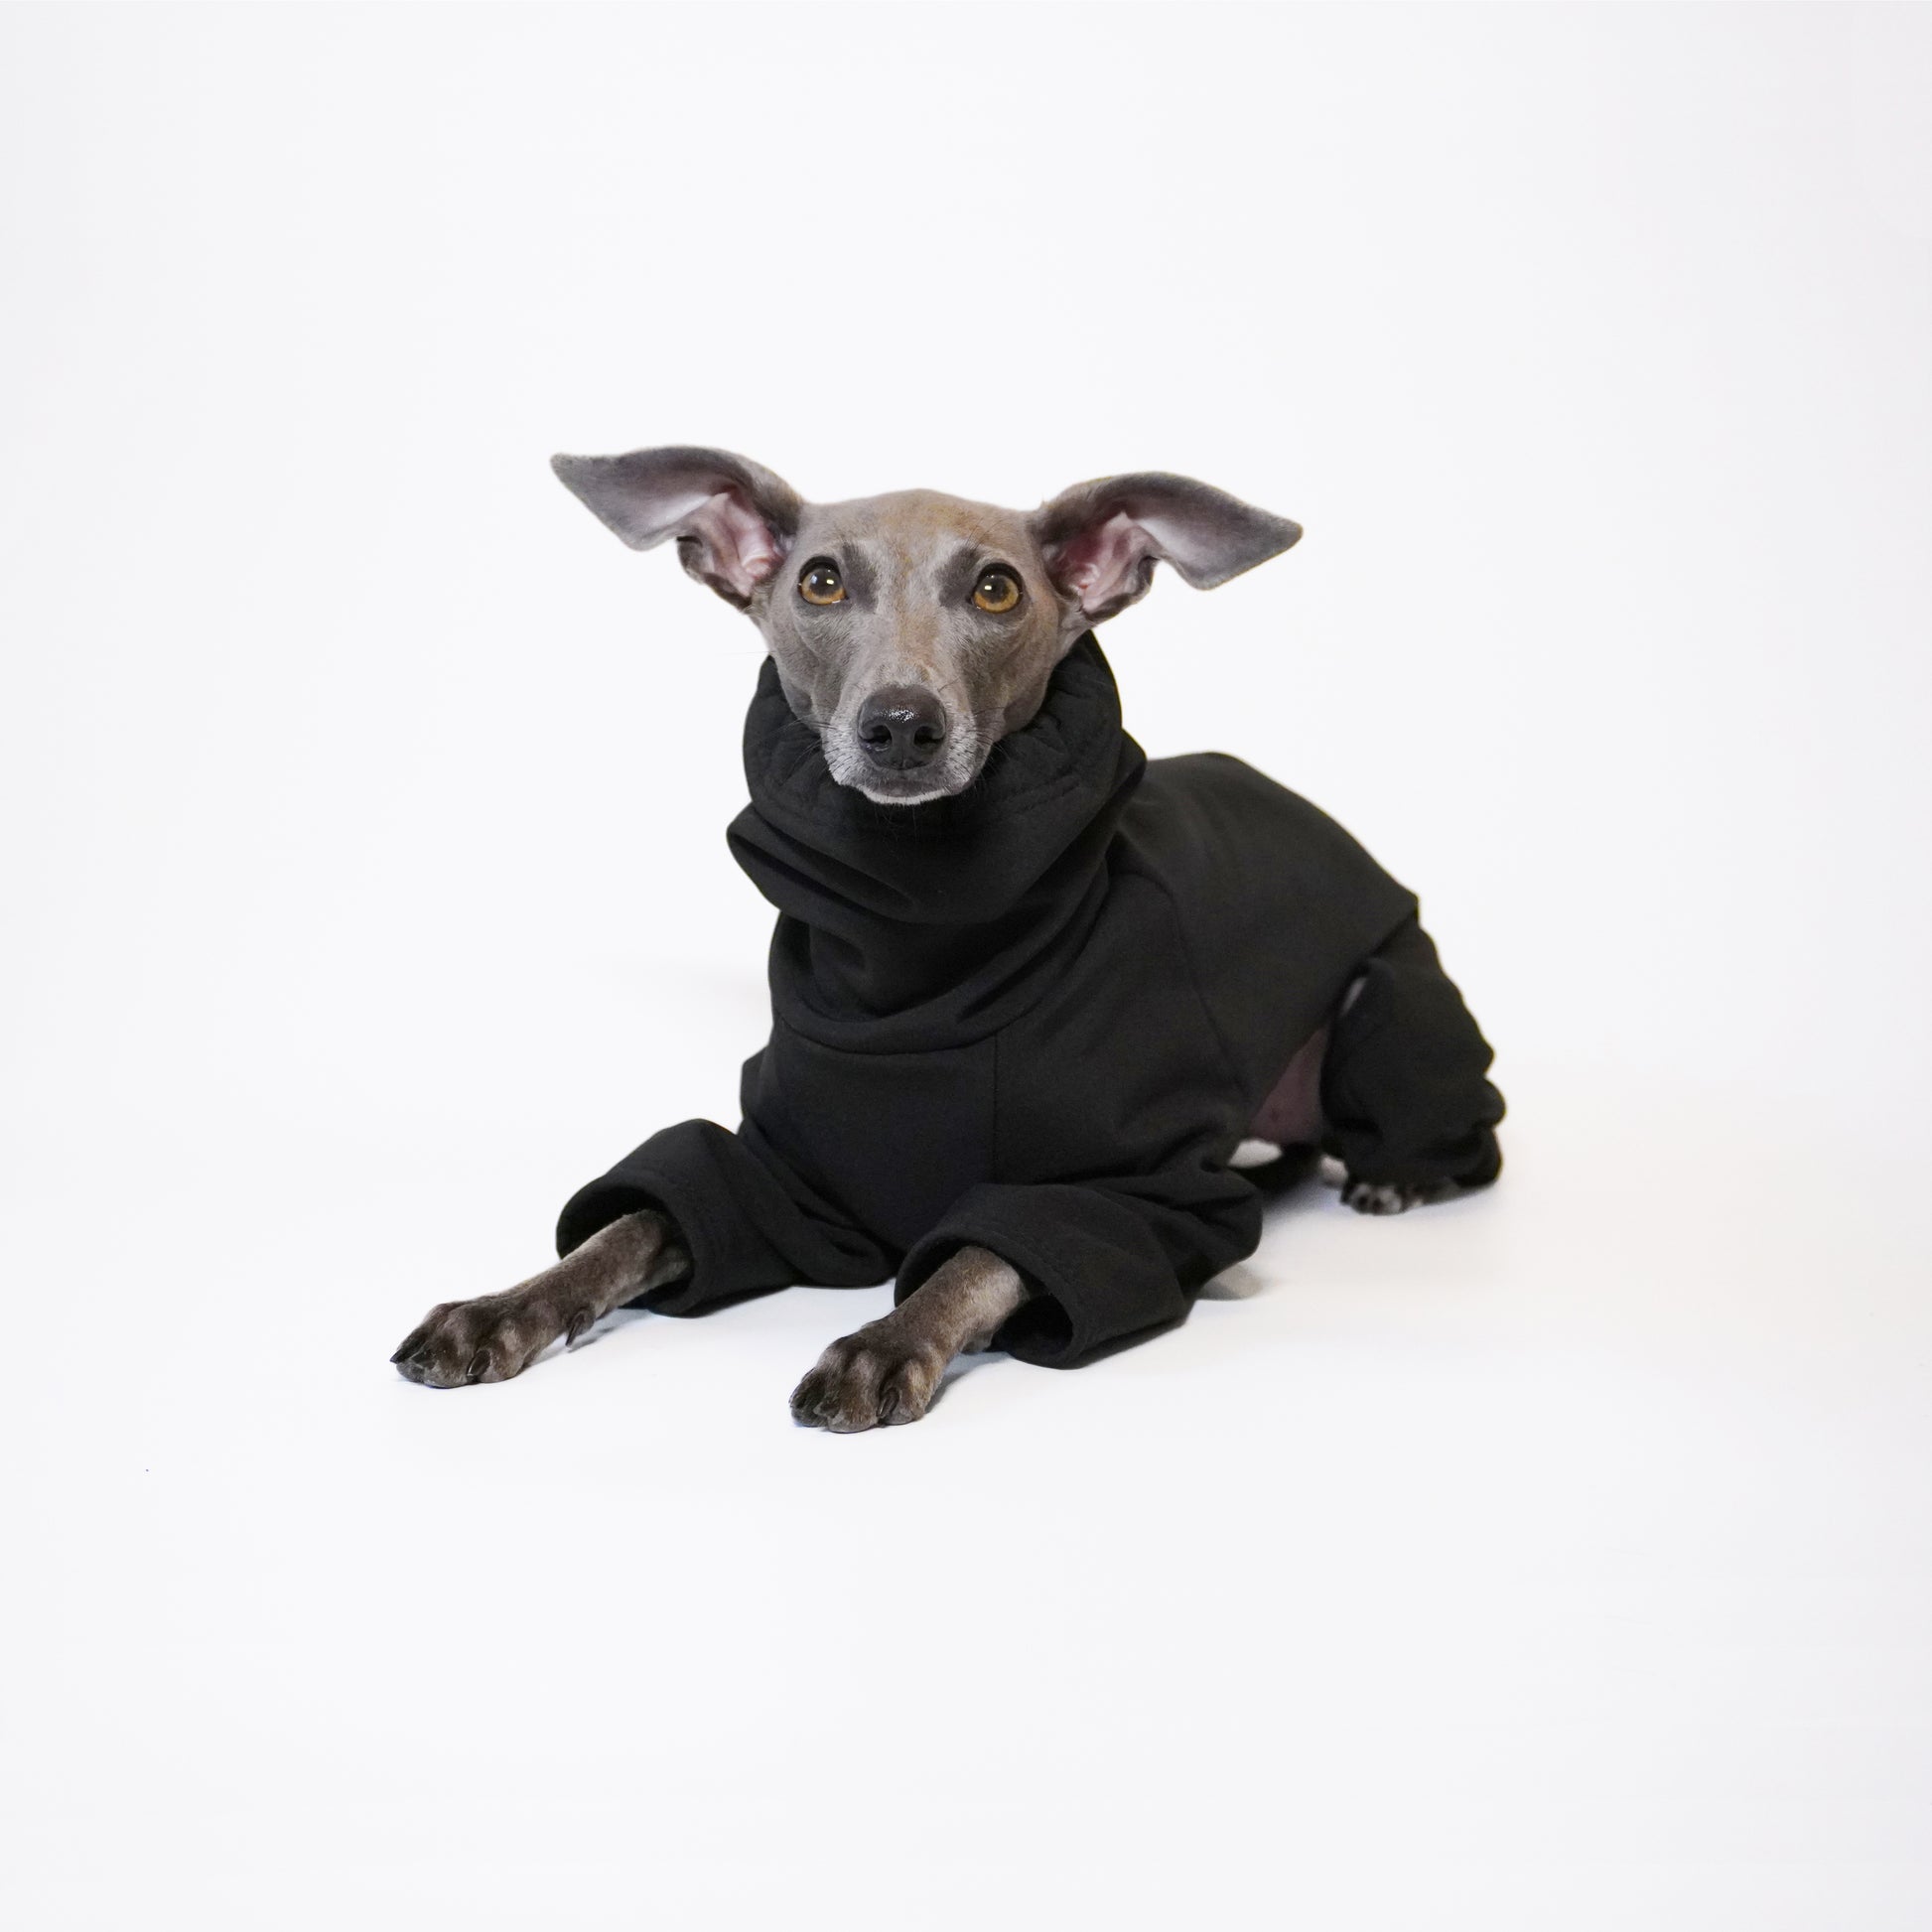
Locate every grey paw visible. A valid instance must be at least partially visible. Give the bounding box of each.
[789,1323,946,1434]
[1340,1177,1434,1215]
[390,1291,586,1388]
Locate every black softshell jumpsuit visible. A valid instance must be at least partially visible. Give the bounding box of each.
[557,636,1503,1367]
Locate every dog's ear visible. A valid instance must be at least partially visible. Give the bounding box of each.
[1031,474,1302,624]
[550,447,803,608]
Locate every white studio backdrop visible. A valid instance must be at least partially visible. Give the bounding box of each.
[3,6,1930,1930]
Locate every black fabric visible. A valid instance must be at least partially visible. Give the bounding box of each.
[1320,919,1506,1189]
[556,635,1503,1367]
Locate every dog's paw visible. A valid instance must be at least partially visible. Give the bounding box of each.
[789,1322,947,1434]
[1340,1177,1436,1215]
[390,1290,590,1388]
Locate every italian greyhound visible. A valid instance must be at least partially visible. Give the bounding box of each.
[389,449,1499,1430]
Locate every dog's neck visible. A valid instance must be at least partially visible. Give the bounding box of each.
[727,635,1146,1053]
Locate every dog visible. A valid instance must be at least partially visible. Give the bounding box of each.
[390,449,1504,1430]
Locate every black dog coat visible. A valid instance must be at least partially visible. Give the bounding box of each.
[557,636,1503,1367]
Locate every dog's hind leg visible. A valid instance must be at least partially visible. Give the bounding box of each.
[1319,917,1505,1214]
[789,1245,1029,1433]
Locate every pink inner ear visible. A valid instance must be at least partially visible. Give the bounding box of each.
[1055,509,1149,611]
[686,489,786,598]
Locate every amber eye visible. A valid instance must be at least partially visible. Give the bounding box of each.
[798,561,846,606]
[972,568,1021,614]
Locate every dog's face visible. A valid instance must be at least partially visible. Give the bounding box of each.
[553,448,1302,805]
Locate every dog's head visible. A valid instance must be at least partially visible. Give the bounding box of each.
[552,447,1302,805]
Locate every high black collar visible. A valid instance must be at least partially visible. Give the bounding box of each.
[726,634,1147,1051]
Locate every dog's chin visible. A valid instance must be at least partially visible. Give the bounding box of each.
[852,775,960,808]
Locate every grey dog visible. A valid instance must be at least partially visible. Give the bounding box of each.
[390,449,1503,1429]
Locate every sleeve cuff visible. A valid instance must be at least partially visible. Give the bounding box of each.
[555,1160,729,1316]
[894,1181,1204,1369]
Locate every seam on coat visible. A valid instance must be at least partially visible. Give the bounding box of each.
[1138,870,1248,1128]
[991,1027,1006,1178]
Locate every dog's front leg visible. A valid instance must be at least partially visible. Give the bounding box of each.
[390,1209,690,1387]
[789,1245,1029,1433]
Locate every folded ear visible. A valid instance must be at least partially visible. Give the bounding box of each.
[550,446,803,608]
[1031,474,1303,624]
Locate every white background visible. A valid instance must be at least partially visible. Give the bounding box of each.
[4,4,1930,1926]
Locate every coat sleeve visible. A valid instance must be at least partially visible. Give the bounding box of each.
[891,1161,1264,1368]
[554,1117,896,1314]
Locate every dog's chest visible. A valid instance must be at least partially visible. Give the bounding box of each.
[744,1025,998,1253]
[742,875,1241,1254]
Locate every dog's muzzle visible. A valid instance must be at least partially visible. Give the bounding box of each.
[856,685,946,773]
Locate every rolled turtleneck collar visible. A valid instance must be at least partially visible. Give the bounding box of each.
[726,633,1147,1051]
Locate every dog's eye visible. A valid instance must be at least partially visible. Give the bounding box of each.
[972,568,1021,614]
[798,561,846,606]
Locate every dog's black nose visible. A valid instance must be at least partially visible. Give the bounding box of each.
[857,686,947,770]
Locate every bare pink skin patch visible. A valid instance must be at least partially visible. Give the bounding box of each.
[1246,1023,1330,1148]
